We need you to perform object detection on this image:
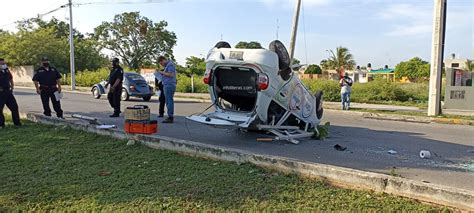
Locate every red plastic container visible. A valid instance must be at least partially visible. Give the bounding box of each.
[124,120,158,134]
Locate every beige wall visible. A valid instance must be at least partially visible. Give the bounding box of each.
[444,68,474,110]
[11,66,35,86]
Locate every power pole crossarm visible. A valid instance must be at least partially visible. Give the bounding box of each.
[68,0,76,91]
[428,0,447,116]
[289,0,302,64]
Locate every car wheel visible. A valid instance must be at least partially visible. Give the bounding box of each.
[215,41,231,49]
[92,87,101,99]
[315,91,324,120]
[269,40,292,81]
[269,40,291,70]
[143,96,152,102]
[121,88,129,101]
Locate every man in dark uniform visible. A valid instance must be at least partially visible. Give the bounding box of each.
[106,58,124,117]
[154,72,165,117]
[0,58,21,127]
[33,57,64,118]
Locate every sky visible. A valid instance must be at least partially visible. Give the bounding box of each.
[1,0,473,68]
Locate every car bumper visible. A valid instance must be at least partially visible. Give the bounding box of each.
[129,92,153,97]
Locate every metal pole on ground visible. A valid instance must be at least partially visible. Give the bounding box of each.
[289,0,302,64]
[428,0,447,116]
[68,0,76,91]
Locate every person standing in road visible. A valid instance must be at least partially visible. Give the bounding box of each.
[339,72,353,110]
[33,57,64,118]
[154,70,166,117]
[157,56,176,123]
[106,58,124,117]
[0,58,21,128]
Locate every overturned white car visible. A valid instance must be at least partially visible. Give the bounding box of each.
[188,40,324,144]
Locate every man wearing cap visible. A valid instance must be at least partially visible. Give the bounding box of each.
[0,58,21,128]
[33,57,64,118]
[106,58,124,117]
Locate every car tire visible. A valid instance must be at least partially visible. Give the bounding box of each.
[143,96,152,102]
[121,88,129,101]
[92,87,101,99]
[269,40,291,70]
[315,91,324,120]
[215,41,231,49]
[269,40,292,81]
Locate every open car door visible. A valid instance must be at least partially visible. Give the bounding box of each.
[187,111,256,128]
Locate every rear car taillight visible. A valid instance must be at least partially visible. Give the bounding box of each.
[130,85,136,91]
[204,69,213,85]
[258,74,269,90]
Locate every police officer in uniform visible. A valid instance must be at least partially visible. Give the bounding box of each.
[106,58,124,117]
[33,57,64,118]
[0,58,21,127]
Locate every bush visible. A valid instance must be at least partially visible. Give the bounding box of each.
[302,79,340,101]
[176,74,208,93]
[63,68,110,87]
[301,78,429,104]
[351,78,408,102]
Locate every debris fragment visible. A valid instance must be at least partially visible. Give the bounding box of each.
[98,171,111,176]
[334,144,347,151]
[419,150,431,159]
[126,140,136,146]
[387,150,397,155]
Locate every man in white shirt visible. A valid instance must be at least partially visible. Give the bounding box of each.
[339,73,353,110]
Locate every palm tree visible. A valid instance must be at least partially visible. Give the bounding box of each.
[325,46,356,76]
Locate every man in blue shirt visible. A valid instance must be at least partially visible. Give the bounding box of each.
[157,56,177,123]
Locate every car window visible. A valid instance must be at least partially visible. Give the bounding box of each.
[126,73,146,82]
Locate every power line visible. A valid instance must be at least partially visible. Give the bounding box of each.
[301,0,308,65]
[74,0,175,6]
[0,4,68,29]
[0,0,175,29]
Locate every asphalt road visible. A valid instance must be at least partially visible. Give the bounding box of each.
[11,88,474,191]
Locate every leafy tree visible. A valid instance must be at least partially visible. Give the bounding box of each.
[184,56,205,76]
[0,18,107,73]
[324,46,356,75]
[305,64,322,74]
[93,12,177,70]
[320,59,330,70]
[0,27,69,72]
[235,41,263,49]
[394,57,430,81]
[292,58,300,65]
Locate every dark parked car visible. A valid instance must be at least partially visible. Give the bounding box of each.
[91,72,153,101]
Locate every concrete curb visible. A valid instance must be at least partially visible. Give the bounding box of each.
[324,109,473,126]
[25,113,474,210]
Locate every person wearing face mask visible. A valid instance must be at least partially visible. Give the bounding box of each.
[105,58,124,117]
[0,58,21,128]
[32,57,64,118]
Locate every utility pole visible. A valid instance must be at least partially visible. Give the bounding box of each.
[289,0,302,64]
[68,0,76,90]
[428,0,447,116]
